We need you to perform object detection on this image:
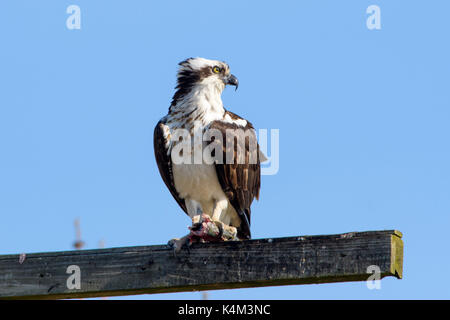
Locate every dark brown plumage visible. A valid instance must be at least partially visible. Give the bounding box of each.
[210,111,261,239]
[153,121,188,214]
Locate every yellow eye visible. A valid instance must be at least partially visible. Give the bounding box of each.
[212,66,221,74]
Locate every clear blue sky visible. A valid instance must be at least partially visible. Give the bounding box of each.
[1,1,449,299]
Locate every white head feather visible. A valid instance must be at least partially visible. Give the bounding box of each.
[167,57,233,128]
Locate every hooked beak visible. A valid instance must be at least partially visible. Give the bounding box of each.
[225,74,239,91]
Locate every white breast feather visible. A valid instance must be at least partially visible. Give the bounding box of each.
[159,63,246,227]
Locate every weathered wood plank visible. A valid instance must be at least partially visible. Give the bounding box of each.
[0,230,403,299]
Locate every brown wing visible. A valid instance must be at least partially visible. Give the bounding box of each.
[153,120,188,214]
[210,113,261,240]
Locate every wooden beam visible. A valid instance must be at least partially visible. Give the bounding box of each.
[0,230,403,299]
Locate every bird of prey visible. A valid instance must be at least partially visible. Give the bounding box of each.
[154,58,262,250]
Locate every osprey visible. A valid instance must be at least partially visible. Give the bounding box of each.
[154,58,262,250]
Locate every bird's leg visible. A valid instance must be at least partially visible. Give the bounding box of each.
[190,207,205,232]
[210,199,239,241]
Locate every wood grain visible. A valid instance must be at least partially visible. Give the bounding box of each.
[0,230,403,299]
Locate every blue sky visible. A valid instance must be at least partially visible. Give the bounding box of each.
[0,1,449,299]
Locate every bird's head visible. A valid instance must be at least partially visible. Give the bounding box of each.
[171,57,238,107]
